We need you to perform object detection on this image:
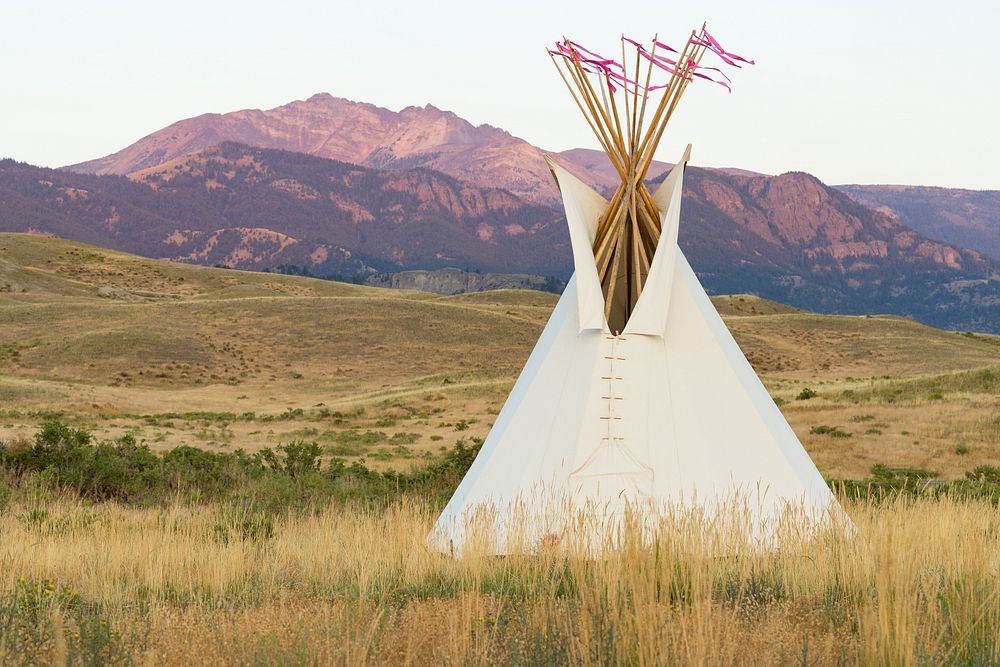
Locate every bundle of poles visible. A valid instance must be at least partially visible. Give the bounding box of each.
[548,25,752,331]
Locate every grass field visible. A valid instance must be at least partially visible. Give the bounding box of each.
[2,233,1000,664]
[1,496,999,664]
[2,233,998,479]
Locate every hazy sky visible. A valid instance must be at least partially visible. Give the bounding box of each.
[4,0,998,188]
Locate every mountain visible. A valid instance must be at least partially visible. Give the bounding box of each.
[61,94,1000,267]
[2,144,569,277]
[10,139,1000,331]
[65,94,566,206]
[63,93,675,207]
[676,168,1000,331]
[837,184,1000,261]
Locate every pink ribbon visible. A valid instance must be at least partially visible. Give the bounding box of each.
[566,39,624,70]
[565,40,624,70]
[557,43,611,73]
[555,40,638,94]
[690,25,755,67]
[637,49,682,79]
[622,35,691,87]
[552,32,750,96]
[653,39,679,54]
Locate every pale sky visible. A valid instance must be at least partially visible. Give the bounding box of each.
[3,0,999,189]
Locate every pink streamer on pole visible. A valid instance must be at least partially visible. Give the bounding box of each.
[653,39,679,54]
[697,63,732,83]
[623,35,701,89]
[556,40,635,94]
[651,53,678,67]
[690,25,755,67]
[549,48,599,76]
[553,29,750,96]
[687,59,731,92]
[606,70,643,95]
[705,28,754,65]
[566,40,624,70]
[556,43,600,70]
[621,36,646,52]
[637,49,682,79]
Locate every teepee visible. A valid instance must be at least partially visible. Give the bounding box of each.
[430,27,846,554]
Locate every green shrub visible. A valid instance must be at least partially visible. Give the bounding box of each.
[796,388,818,401]
[947,466,1000,504]
[258,441,322,477]
[161,445,249,499]
[0,422,481,510]
[0,421,161,502]
[0,578,126,665]
[825,465,1000,503]
[260,407,304,423]
[810,425,851,438]
[389,432,419,446]
[331,429,386,448]
[966,465,1000,484]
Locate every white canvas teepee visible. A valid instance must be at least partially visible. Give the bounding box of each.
[430,31,847,554]
[429,148,845,554]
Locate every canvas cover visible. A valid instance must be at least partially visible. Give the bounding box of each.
[430,149,845,554]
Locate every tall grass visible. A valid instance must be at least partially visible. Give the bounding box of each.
[2,495,999,665]
[839,365,1000,404]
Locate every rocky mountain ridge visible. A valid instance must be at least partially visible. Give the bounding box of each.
[7,140,1000,331]
[838,184,1000,261]
[64,93,682,207]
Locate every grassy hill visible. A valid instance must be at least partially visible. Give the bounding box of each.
[2,232,998,479]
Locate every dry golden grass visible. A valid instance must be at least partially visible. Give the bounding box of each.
[2,233,998,479]
[3,234,1000,664]
[1,496,999,665]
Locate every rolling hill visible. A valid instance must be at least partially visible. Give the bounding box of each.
[2,233,999,480]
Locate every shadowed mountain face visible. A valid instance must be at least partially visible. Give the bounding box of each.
[3,145,570,277]
[7,140,1000,331]
[676,169,1000,331]
[837,184,1000,262]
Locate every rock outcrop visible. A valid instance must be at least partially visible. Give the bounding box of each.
[365,268,559,295]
